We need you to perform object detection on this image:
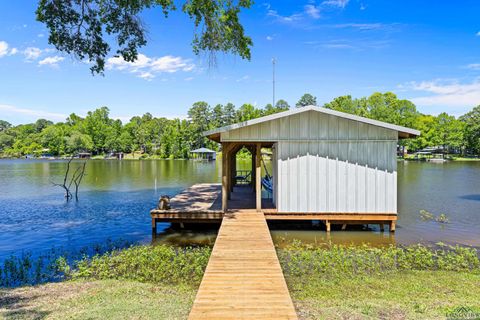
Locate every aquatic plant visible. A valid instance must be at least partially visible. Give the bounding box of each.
[436,213,450,223]
[419,209,450,224]
[0,238,133,287]
[419,209,434,221]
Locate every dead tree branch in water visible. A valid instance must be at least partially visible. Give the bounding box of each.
[73,161,87,201]
[52,156,87,201]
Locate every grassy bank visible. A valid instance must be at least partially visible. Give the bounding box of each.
[278,243,480,319]
[1,244,210,319]
[0,280,195,319]
[1,243,479,319]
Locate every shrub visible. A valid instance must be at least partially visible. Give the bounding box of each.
[278,242,479,279]
[62,245,212,287]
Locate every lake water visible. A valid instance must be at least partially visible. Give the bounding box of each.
[0,159,479,260]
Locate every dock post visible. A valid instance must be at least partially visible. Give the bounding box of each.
[222,143,229,212]
[389,221,396,233]
[380,223,385,232]
[152,218,157,234]
[255,143,262,212]
[325,220,331,232]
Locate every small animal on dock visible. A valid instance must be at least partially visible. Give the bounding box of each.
[158,195,171,210]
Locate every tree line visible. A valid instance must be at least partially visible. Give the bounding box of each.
[0,92,479,158]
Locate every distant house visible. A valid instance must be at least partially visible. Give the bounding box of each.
[204,105,420,231]
[190,147,216,161]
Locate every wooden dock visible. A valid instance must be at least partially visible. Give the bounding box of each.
[150,183,399,318]
[188,209,297,319]
[151,184,223,231]
[151,183,397,233]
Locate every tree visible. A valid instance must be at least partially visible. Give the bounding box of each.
[66,131,94,153]
[223,103,237,125]
[0,132,14,151]
[34,119,53,133]
[264,99,290,115]
[404,115,436,152]
[366,92,419,128]
[236,103,261,122]
[324,95,368,116]
[296,93,317,107]
[36,0,253,74]
[275,99,290,111]
[0,120,11,132]
[460,105,480,154]
[83,107,114,153]
[188,101,211,148]
[434,113,464,154]
[212,104,225,128]
[40,125,66,155]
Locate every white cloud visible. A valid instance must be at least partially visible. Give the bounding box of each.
[323,42,355,49]
[306,39,390,50]
[0,41,9,57]
[304,5,321,19]
[38,56,64,67]
[138,72,155,81]
[236,75,250,82]
[23,47,43,60]
[408,79,480,108]
[466,63,480,70]
[106,53,195,80]
[267,9,303,24]
[184,77,194,81]
[322,0,349,8]
[333,23,388,30]
[0,41,18,57]
[266,35,274,41]
[0,104,67,122]
[476,31,480,36]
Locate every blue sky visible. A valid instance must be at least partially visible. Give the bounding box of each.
[0,0,479,124]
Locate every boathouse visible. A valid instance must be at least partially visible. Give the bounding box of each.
[203,105,420,231]
[151,105,420,232]
[190,147,217,161]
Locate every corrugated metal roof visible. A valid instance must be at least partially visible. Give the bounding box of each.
[204,105,420,139]
[190,147,217,153]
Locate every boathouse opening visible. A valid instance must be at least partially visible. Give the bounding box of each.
[221,143,275,211]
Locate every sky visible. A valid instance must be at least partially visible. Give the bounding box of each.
[0,0,479,124]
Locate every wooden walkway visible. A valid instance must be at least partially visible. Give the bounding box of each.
[188,210,297,319]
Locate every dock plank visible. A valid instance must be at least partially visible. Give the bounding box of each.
[153,183,222,213]
[188,210,297,320]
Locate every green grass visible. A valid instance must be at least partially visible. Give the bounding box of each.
[0,280,195,320]
[286,271,480,319]
[278,243,480,319]
[450,156,480,161]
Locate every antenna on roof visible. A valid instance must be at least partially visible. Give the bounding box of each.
[272,57,276,107]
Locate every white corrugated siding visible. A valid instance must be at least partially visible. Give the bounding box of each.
[221,110,398,214]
